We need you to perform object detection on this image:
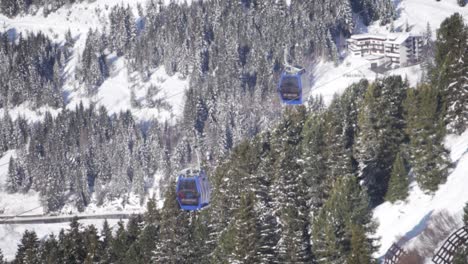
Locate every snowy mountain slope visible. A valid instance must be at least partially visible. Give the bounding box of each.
[309,57,423,104]
[374,129,468,259]
[369,0,468,37]
[0,151,43,217]
[310,0,467,104]
[0,0,189,122]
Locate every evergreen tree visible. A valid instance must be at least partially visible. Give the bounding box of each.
[61,217,86,264]
[385,151,409,203]
[14,230,40,264]
[0,248,4,264]
[138,223,159,263]
[355,76,407,205]
[215,192,259,264]
[347,225,373,264]
[153,187,192,264]
[39,234,59,264]
[405,84,451,192]
[111,221,129,264]
[453,202,468,262]
[271,108,312,263]
[433,13,468,134]
[83,225,100,264]
[311,176,377,264]
[301,113,328,213]
[99,220,114,264]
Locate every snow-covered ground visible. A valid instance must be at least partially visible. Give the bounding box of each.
[0,151,43,216]
[0,0,189,123]
[310,0,468,104]
[374,129,468,260]
[308,57,423,103]
[369,0,468,37]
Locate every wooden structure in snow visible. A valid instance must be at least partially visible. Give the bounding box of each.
[383,243,406,264]
[432,226,468,264]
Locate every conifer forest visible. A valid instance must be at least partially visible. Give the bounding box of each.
[0,0,467,263]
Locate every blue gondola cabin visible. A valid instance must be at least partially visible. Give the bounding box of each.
[176,169,211,211]
[278,70,304,105]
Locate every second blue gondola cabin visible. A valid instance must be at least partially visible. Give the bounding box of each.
[278,70,304,105]
[176,169,211,211]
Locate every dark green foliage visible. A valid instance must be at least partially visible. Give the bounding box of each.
[271,108,313,263]
[433,13,468,134]
[38,234,59,264]
[405,84,451,192]
[14,230,40,264]
[61,217,87,264]
[212,192,259,264]
[83,225,100,264]
[385,151,409,203]
[453,246,468,264]
[153,187,192,264]
[99,220,113,264]
[0,32,64,109]
[347,225,374,264]
[111,221,129,264]
[311,176,377,264]
[355,76,407,205]
[301,113,328,212]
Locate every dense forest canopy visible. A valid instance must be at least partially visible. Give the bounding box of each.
[0,0,467,262]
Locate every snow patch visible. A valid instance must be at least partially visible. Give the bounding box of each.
[374,129,468,258]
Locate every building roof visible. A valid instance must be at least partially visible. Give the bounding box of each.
[386,33,411,45]
[350,33,387,41]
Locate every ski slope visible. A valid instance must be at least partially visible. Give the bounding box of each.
[374,129,468,260]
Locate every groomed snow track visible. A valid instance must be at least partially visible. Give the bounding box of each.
[0,213,133,225]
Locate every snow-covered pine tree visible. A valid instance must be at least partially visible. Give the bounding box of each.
[271,107,312,263]
[153,187,192,263]
[214,192,259,264]
[347,224,373,264]
[404,84,451,192]
[110,221,130,263]
[6,157,20,193]
[83,225,100,264]
[385,151,409,203]
[0,248,4,264]
[433,13,468,134]
[301,113,328,214]
[99,220,114,263]
[311,176,376,263]
[61,217,87,264]
[38,234,60,264]
[14,230,40,264]
[355,76,407,206]
[445,37,468,134]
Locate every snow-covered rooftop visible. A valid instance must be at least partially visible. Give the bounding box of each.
[350,33,387,40]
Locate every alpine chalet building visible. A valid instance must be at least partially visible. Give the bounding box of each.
[347,33,423,68]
